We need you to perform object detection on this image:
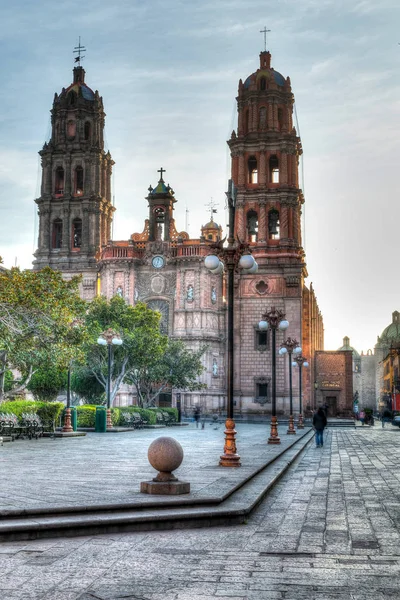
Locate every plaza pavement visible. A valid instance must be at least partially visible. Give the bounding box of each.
[1,424,400,598]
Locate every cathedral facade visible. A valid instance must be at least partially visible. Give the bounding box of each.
[33,51,324,414]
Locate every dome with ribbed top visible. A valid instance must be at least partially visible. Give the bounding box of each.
[379,311,400,344]
[338,336,360,358]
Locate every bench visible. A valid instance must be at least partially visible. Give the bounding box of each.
[121,411,145,430]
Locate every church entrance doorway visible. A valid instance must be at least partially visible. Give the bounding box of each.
[325,396,338,417]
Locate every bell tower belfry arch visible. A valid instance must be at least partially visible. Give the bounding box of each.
[33,55,114,298]
[228,48,307,412]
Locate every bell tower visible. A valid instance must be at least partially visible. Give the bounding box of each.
[33,58,114,297]
[228,48,307,412]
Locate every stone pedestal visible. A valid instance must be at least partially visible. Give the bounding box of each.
[140,480,190,495]
[140,436,190,496]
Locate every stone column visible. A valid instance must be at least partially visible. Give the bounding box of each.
[238,153,245,186]
[64,157,71,195]
[267,104,273,130]
[280,205,289,240]
[252,100,257,132]
[236,203,246,239]
[259,152,266,184]
[62,207,70,250]
[281,153,288,184]
[258,202,267,242]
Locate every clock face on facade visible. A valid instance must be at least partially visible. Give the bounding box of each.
[152,255,164,269]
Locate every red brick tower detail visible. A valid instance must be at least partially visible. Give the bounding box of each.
[228,51,303,258]
[227,51,307,414]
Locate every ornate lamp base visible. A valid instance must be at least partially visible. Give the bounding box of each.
[268,415,281,444]
[106,408,113,430]
[297,413,304,429]
[219,418,241,467]
[62,408,73,433]
[287,414,296,435]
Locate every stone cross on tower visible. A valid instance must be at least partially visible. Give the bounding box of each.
[259,26,271,51]
[157,167,166,180]
[73,37,86,65]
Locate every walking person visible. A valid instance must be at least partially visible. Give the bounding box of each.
[313,407,327,448]
[382,407,392,428]
[359,410,365,426]
[194,405,201,428]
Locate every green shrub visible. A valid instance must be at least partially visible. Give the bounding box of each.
[75,405,97,427]
[0,400,64,425]
[158,407,178,422]
[114,406,156,425]
[148,406,178,423]
[74,405,120,428]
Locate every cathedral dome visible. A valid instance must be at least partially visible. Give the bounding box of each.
[379,311,400,344]
[338,336,360,358]
[242,51,287,90]
[203,219,220,230]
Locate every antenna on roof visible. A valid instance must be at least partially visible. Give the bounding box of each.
[205,197,218,220]
[185,205,190,234]
[73,37,86,66]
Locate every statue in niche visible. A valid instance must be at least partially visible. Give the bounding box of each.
[186,285,194,302]
[211,286,217,304]
[212,358,218,376]
[116,286,123,297]
[134,288,139,302]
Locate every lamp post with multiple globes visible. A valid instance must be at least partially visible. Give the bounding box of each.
[279,337,302,434]
[258,307,289,444]
[97,328,123,430]
[292,354,309,429]
[204,180,258,467]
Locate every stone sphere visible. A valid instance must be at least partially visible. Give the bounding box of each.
[147,436,184,474]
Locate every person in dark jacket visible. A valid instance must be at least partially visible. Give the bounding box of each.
[313,407,327,447]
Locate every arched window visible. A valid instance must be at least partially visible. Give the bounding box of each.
[67,120,76,139]
[260,77,266,91]
[74,166,84,195]
[154,207,165,240]
[54,167,64,195]
[259,107,267,130]
[269,155,279,183]
[248,156,258,184]
[268,209,280,239]
[278,108,284,130]
[52,219,63,249]
[72,218,82,249]
[247,210,258,242]
[84,121,91,141]
[68,91,76,106]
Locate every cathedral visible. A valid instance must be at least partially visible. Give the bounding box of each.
[33,49,324,415]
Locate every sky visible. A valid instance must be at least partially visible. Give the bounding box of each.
[0,0,399,353]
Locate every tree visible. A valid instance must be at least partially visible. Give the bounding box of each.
[125,339,206,408]
[70,366,105,405]
[83,297,167,404]
[28,364,68,402]
[0,267,87,401]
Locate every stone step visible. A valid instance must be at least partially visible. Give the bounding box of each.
[0,430,314,541]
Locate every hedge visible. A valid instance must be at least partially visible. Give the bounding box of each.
[117,406,156,426]
[149,407,178,422]
[0,400,64,424]
[74,405,120,428]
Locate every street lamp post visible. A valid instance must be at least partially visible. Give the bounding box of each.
[259,307,289,444]
[97,328,123,430]
[293,355,309,429]
[279,337,302,434]
[63,318,83,434]
[62,364,73,433]
[204,179,258,467]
